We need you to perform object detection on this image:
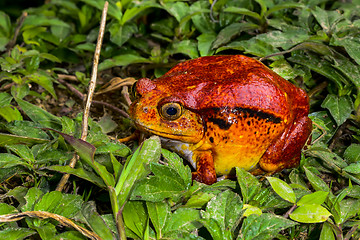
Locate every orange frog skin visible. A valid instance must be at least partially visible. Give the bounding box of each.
[129,55,312,185]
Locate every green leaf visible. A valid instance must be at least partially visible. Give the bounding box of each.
[343,163,360,174]
[320,222,335,240]
[304,167,330,192]
[22,187,44,212]
[34,191,83,218]
[239,213,297,240]
[321,94,353,126]
[6,144,34,164]
[27,72,57,99]
[189,2,213,34]
[0,106,23,122]
[338,198,360,224]
[81,201,116,240]
[146,201,170,239]
[0,133,49,146]
[46,165,105,188]
[203,190,243,233]
[311,7,343,33]
[0,153,23,168]
[0,228,36,240]
[116,136,161,206]
[161,149,192,187]
[121,2,161,25]
[23,15,71,29]
[223,7,261,20]
[197,33,216,56]
[331,35,360,65]
[95,142,131,157]
[297,191,329,206]
[130,162,189,202]
[0,92,12,107]
[288,53,350,89]
[93,160,115,187]
[330,54,360,89]
[290,204,331,223]
[307,145,348,169]
[80,0,122,20]
[15,98,61,129]
[123,201,148,239]
[0,11,11,37]
[6,121,49,139]
[212,22,258,49]
[168,40,199,59]
[236,168,262,203]
[0,203,17,215]
[109,22,138,47]
[267,177,296,204]
[218,39,277,58]
[266,3,304,16]
[163,208,201,235]
[200,217,227,240]
[255,28,310,50]
[243,204,262,217]
[98,54,151,71]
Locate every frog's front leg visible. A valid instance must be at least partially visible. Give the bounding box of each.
[259,115,312,173]
[192,150,217,185]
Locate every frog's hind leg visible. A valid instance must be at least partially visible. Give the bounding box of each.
[259,116,312,173]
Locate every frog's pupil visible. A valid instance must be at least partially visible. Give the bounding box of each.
[166,107,178,116]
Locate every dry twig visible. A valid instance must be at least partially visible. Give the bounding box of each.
[56,1,109,192]
[0,211,102,240]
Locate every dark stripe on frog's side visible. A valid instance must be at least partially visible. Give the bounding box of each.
[206,107,282,130]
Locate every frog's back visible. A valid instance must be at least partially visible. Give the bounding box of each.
[154,55,305,118]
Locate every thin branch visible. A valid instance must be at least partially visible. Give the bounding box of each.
[121,85,132,106]
[56,1,109,192]
[0,211,102,240]
[57,78,129,118]
[57,74,78,82]
[81,1,108,140]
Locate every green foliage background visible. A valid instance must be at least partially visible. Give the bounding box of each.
[0,0,360,239]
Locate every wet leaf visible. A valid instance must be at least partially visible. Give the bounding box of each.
[15,98,61,129]
[267,177,296,204]
[319,222,335,240]
[81,201,116,240]
[290,204,331,223]
[123,201,148,239]
[321,94,353,126]
[0,228,36,239]
[304,167,330,192]
[0,106,23,122]
[203,190,243,232]
[162,149,192,187]
[116,136,161,206]
[236,168,262,203]
[163,208,201,235]
[239,213,297,240]
[297,191,329,206]
[46,165,105,188]
[146,201,170,239]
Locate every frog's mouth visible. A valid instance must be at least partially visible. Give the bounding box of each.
[134,121,203,144]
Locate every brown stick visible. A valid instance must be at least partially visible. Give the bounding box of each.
[56,1,109,192]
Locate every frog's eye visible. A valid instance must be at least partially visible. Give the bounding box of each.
[159,102,183,120]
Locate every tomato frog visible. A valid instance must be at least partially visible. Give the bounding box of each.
[129,55,312,185]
